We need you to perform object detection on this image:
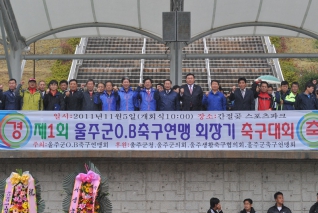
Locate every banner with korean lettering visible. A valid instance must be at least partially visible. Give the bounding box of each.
[0,110,317,150]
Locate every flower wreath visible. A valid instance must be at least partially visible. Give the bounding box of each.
[62,162,112,213]
[0,169,45,213]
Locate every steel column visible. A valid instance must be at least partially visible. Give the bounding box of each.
[169,42,184,85]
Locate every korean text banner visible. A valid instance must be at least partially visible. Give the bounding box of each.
[0,110,317,150]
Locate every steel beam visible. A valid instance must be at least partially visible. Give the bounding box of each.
[0,8,11,72]
[189,22,318,44]
[0,53,318,60]
[171,0,184,11]
[183,53,318,59]
[0,0,18,50]
[0,54,170,60]
[26,23,165,45]
[3,0,23,41]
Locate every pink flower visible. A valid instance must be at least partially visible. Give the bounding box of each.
[78,203,86,210]
[15,184,22,192]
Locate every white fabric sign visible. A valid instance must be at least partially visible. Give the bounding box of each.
[0,110,317,150]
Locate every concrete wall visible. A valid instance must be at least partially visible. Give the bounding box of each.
[1,158,317,213]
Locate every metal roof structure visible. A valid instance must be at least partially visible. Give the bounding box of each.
[1,0,318,45]
[1,0,318,83]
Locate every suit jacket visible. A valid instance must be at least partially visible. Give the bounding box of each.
[180,84,203,111]
[229,88,255,110]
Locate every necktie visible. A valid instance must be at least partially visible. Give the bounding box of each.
[241,89,245,98]
[147,90,150,95]
[189,85,193,95]
[166,90,169,94]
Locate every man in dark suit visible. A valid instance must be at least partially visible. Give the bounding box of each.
[229,77,255,110]
[157,79,180,111]
[180,73,203,111]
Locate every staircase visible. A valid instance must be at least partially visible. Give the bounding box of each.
[75,36,276,92]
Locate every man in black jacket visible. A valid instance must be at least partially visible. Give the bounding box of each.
[295,82,318,110]
[81,79,100,111]
[65,79,84,111]
[180,73,203,111]
[229,77,255,110]
[309,193,318,213]
[43,80,65,110]
[207,197,223,213]
[267,192,292,213]
[240,198,257,213]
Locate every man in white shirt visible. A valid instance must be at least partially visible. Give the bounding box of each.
[267,192,292,213]
[38,80,46,98]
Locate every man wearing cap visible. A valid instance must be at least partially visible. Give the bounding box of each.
[309,193,318,213]
[16,78,43,110]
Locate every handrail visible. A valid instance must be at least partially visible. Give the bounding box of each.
[203,37,211,89]
[68,37,88,81]
[139,37,147,84]
[264,36,284,81]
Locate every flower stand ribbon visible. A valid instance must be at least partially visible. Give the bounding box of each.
[69,170,101,213]
[1,171,37,213]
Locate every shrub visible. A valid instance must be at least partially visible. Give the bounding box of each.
[297,71,318,92]
[45,38,80,85]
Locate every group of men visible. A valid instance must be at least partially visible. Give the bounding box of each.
[208,192,318,213]
[0,74,317,111]
[251,79,318,111]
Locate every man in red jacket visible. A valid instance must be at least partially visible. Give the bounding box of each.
[252,80,273,110]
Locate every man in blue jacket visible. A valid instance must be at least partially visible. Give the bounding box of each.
[95,81,118,111]
[136,77,158,111]
[0,78,21,110]
[157,79,180,111]
[295,82,318,110]
[117,77,138,111]
[202,80,226,111]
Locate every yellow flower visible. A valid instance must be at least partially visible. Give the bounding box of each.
[10,205,18,211]
[22,202,28,209]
